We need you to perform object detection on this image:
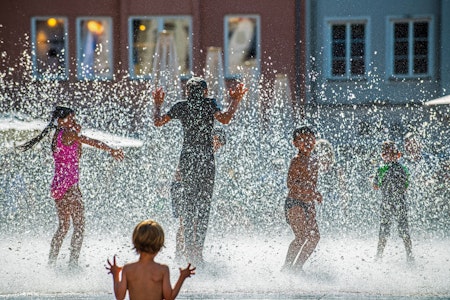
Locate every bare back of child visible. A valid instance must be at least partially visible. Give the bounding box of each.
[107,220,195,300]
[121,253,170,300]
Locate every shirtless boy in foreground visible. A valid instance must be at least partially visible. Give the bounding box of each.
[107,219,195,300]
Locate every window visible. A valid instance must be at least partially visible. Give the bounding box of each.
[31,17,68,80]
[77,17,113,80]
[327,20,367,79]
[224,15,260,78]
[390,18,432,77]
[129,16,192,79]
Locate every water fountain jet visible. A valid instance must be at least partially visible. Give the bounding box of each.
[0,31,449,299]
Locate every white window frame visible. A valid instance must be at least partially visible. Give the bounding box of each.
[224,14,261,79]
[128,15,193,80]
[31,16,69,80]
[76,17,114,80]
[386,15,434,79]
[324,17,370,80]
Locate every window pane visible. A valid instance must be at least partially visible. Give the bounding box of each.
[331,24,347,76]
[414,22,428,38]
[332,59,346,76]
[394,23,408,38]
[350,23,365,76]
[132,19,158,77]
[351,42,364,57]
[394,41,408,56]
[163,18,191,75]
[330,22,366,77]
[351,58,365,75]
[130,17,191,78]
[33,18,67,79]
[392,20,430,77]
[78,18,112,79]
[351,24,364,39]
[332,25,345,40]
[414,40,428,56]
[393,22,409,75]
[414,57,427,74]
[226,16,259,76]
[394,58,408,74]
[332,42,346,58]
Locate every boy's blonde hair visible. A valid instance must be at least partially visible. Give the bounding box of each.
[132,219,165,254]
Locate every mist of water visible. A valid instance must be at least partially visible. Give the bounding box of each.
[0,30,449,299]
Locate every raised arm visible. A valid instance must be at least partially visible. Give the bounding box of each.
[214,83,248,125]
[64,131,124,161]
[106,256,127,300]
[162,263,195,300]
[153,87,172,127]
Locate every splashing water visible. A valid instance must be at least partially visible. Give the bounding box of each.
[0,31,449,299]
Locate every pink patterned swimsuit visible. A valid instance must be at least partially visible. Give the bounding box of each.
[51,130,80,200]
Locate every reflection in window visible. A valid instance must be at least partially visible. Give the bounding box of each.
[225,16,260,77]
[392,19,430,76]
[130,16,191,78]
[77,18,113,79]
[330,21,366,78]
[31,17,68,79]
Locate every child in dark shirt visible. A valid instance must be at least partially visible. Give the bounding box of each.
[153,77,247,264]
[170,128,227,260]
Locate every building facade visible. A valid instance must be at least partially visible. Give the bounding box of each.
[0,0,306,132]
[304,0,450,156]
[307,0,450,105]
[0,0,449,146]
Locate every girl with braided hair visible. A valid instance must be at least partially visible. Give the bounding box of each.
[18,106,124,267]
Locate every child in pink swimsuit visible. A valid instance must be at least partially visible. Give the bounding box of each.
[19,106,124,268]
[51,129,80,200]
